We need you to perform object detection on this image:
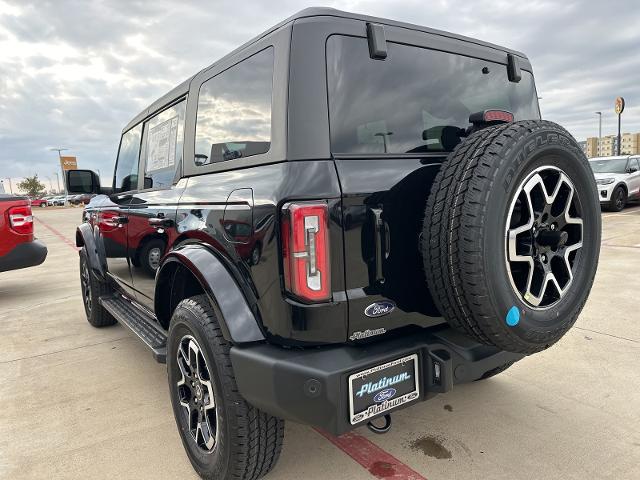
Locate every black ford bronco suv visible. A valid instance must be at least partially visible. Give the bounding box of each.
[67,8,601,479]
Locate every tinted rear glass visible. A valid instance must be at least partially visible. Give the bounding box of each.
[327,35,540,155]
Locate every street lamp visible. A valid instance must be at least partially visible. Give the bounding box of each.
[595,112,602,157]
[374,131,393,153]
[50,147,69,200]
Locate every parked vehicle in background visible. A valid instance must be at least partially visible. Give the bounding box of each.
[47,195,69,206]
[70,193,95,206]
[0,194,47,272]
[66,8,601,479]
[589,155,640,211]
[30,198,48,208]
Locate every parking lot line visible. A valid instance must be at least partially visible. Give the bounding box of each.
[35,216,80,252]
[315,428,427,480]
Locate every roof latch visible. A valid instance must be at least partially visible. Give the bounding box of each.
[366,23,387,60]
[507,53,522,83]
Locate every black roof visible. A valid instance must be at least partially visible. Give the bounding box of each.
[124,7,528,133]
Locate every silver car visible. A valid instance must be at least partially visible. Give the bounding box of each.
[590,156,640,211]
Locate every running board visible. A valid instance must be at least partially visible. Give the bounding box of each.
[99,295,167,363]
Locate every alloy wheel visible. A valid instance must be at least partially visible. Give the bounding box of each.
[81,258,92,313]
[148,247,162,271]
[615,189,624,210]
[176,335,218,453]
[505,166,584,309]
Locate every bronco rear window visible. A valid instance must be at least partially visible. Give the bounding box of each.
[326,35,540,155]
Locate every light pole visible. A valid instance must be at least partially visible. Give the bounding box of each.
[595,112,602,157]
[374,131,393,153]
[50,147,69,199]
[53,172,60,193]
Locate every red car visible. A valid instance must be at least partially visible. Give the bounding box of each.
[0,195,47,272]
[30,198,48,208]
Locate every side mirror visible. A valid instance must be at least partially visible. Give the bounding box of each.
[629,166,638,173]
[66,169,100,194]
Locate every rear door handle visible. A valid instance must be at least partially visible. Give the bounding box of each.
[112,216,128,225]
[149,217,174,228]
[371,208,389,283]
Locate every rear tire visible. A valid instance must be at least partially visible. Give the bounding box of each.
[79,248,116,327]
[423,120,601,354]
[167,295,284,480]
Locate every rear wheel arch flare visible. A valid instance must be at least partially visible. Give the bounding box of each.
[155,245,265,343]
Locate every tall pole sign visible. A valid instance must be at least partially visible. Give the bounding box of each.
[615,97,625,156]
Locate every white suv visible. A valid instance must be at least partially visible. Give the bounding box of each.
[590,156,640,211]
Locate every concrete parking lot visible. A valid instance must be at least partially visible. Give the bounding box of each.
[1,206,639,480]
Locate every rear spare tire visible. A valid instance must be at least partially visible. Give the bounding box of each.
[423,120,601,354]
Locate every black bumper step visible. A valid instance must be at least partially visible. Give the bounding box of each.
[100,295,167,363]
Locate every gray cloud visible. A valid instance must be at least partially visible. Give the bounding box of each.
[1,0,638,190]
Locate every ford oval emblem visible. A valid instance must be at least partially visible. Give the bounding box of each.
[364,301,395,318]
[373,388,397,403]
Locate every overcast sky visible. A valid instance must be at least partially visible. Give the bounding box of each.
[1,0,639,192]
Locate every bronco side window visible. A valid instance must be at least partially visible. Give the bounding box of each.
[194,47,274,166]
[140,99,187,189]
[114,124,142,193]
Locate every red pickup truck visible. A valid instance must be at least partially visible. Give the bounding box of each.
[0,195,47,272]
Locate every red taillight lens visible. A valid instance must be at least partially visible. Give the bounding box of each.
[9,205,34,235]
[281,202,331,302]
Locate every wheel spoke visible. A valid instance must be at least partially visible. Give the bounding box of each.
[188,339,199,371]
[200,379,216,410]
[505,167,584,309]
[200,416,216,450]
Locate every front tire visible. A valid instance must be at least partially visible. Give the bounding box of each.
[79,248,116,327]
[167,295,284,480]
[608,186,626,212]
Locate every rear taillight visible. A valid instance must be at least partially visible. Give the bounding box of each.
[281,202,331,302]
[9,205,34,235]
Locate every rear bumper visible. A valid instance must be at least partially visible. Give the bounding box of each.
[230,327,523,436]
[0,240,48,273]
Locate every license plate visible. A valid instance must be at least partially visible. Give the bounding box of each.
[348,354,420,425]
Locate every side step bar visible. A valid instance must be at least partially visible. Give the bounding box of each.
[99,295,168,363]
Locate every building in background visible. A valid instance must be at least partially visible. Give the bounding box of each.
[585,138,598,157]
[585,132,640,158]
[620,132,640,154]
